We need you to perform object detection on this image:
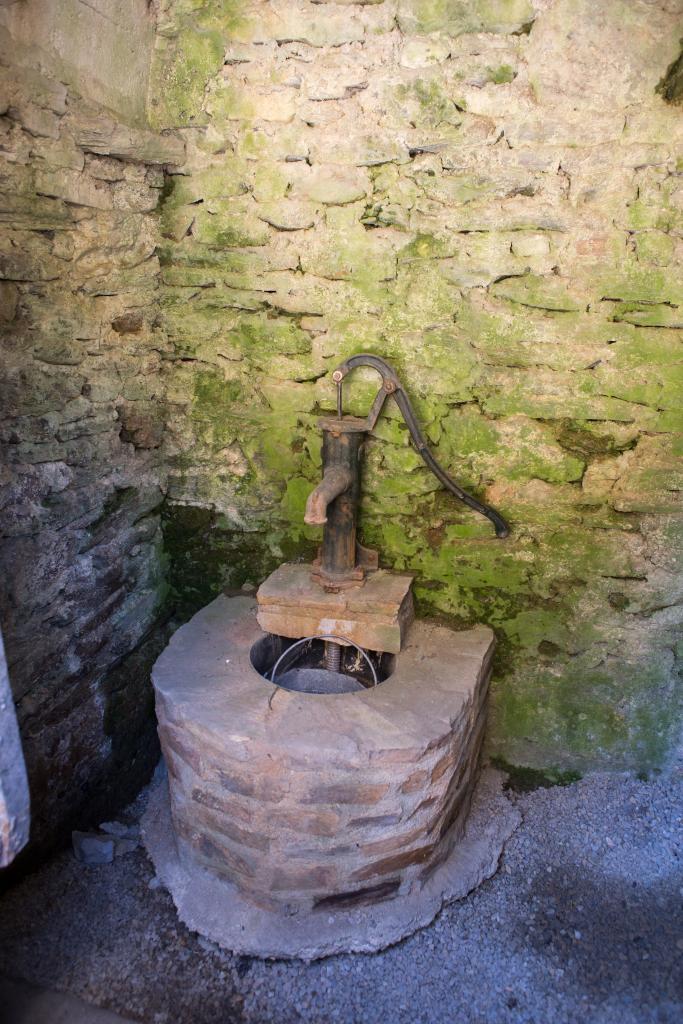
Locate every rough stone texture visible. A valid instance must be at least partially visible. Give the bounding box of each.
[147,593,499,952]
[256,562,414,653]
[0,0,156,125]
[151,0,683,775]
[0,23,181,860]
[2,0,683,876]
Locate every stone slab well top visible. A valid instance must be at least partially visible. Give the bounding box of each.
[152,594,495,764]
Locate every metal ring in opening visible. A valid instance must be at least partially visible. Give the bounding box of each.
[269,634,379,688]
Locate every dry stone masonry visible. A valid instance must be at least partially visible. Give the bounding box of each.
[1,0,682,861]
[0,9,182,857]
[153,0,683,775]
[143,594,520,957]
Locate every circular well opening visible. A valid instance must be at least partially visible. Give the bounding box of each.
[250,634,394,695]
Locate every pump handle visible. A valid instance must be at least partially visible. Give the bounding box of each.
[332,353,510,539]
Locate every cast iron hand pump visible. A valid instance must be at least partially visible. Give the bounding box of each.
[304,354,509,590]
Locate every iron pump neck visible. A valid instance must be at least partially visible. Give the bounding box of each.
[304,354,510,590]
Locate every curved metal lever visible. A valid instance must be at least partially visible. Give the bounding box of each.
[332,353,510,539]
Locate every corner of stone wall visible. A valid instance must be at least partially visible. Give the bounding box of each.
[0,19,186,859]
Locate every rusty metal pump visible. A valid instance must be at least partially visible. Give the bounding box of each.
[304,354,509,591]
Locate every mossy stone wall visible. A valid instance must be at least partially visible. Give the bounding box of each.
[150,0,683,773]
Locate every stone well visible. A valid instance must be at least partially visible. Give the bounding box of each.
[143,594,519,958]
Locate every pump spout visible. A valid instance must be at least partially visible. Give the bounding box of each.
[304,465,353,526]
[305,417,368,588]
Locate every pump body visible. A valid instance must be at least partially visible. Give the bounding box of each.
[303,354,509,593]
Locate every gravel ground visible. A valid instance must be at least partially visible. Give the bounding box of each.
[0,769,681,1024]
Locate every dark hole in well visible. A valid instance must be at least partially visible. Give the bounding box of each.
[250,634,394,694]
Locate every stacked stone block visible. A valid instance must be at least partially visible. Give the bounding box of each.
[0,28,183,855]
[153,595,494,909]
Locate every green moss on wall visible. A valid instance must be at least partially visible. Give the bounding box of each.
[148,1,247,128]
[656,40,683,105]
[152,0,683,775]
[396,0,535,36]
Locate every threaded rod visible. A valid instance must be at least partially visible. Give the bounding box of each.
[324,641,341,673]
